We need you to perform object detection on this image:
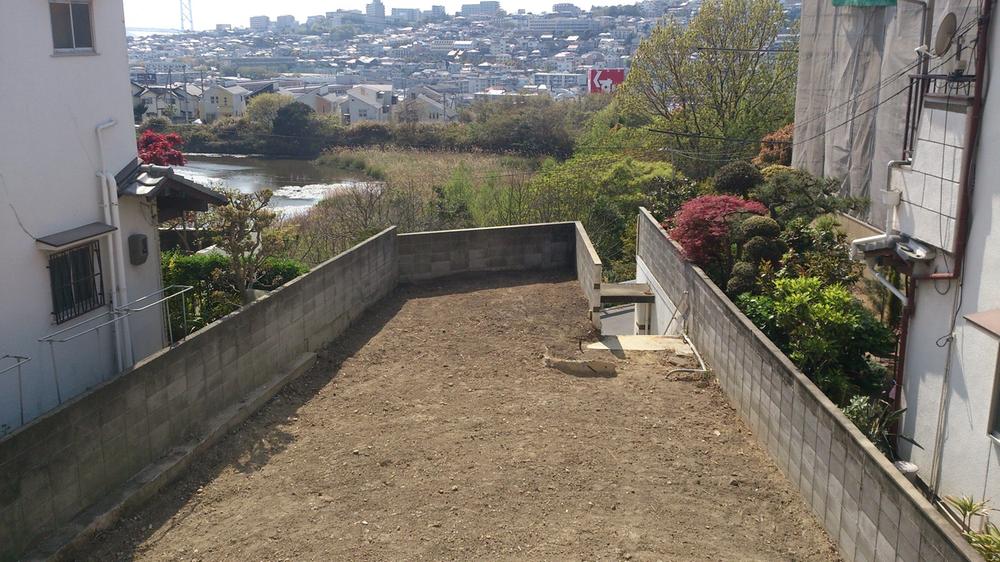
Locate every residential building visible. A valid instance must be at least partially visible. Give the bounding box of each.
[199,84,250,121]
[294,86,345,115]
[391,8,422,24]
[249,15,270,32]
[799,1,1000,504]
[133,83,202,122]
[0,0,224,431]
[367,0,386,29]
[460,1,501,17]
[275,15,298,32]
[553,3,582,15]
[528,16,598,35]
[532,72,585,89]
[394,87,452,122]
[342,84,396,123]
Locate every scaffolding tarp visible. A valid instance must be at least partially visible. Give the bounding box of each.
[792,0,978,228]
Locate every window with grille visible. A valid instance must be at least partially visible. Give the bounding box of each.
[50,0,94,52]
[49,241,106,324]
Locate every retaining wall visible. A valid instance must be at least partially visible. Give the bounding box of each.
[0,222,602,561]
[635,208,979,562]
[0,228,399,562]
[574,222,602,330]
[398,222,576,283]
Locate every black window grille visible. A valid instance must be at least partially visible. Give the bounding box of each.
[49,241,106,324]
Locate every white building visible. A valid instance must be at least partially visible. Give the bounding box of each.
[342,84,396,123]
[805,2,1000,506]
[199,84,250,121]
[533,72,586,89]
[249,15,270,32]
[0,0,225,432]
[275,15,298,31]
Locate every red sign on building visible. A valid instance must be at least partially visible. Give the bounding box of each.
[588,68,626,94]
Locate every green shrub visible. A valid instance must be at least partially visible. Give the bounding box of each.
[738,277,895,405]
[140,115,171,133]
[161,251,308,338]
[713,161,764,196]
[740,215,781,239]
[778,217,863,286]
[743,235,785,264]
[726,261,758,295]
[750,167,860,227]
[842,395,919,459]
[256,257,309,290]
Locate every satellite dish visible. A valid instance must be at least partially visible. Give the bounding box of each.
[934,12,957,57]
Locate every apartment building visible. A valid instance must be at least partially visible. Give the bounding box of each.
[798,0,1000,504]
[0,0,224,431]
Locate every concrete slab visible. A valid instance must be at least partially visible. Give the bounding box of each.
[587,335,693,354]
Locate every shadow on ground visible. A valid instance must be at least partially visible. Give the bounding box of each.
[68,270,578,561]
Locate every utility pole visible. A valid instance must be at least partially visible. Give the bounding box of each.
[179,0,193,32]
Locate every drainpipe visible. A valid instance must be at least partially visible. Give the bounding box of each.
[917,0,995,495]
[96,119,135,369]
[892,274,916,413]
[901,0,935,76]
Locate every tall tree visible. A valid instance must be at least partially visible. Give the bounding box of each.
[622,0,797,177]
[211,189,293,303]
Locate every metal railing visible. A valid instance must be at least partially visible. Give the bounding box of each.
[38,285,193,407]
[902,74,975,160]
[1,354,30,427]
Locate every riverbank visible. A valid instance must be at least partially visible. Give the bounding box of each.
[176,154,364,214]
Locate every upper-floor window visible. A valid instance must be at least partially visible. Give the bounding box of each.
[49,241,106,324]
[50,0,94,52]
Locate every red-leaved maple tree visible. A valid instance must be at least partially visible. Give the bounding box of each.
[138,130,186,166]
[668,195,768,278]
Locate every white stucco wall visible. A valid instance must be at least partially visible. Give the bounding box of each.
[898,19,1000,503]
[0,0,161,431]
[635,256,681,336]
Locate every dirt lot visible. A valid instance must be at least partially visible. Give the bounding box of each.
[74,272,839,561]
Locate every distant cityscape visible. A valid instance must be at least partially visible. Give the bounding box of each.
[128,0,801,125]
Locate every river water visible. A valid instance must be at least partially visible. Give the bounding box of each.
[175,155,361,215]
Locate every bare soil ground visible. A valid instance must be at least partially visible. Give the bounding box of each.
[73,272,839,561]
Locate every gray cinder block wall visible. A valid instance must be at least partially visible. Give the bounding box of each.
[635,208,979,562]
[0,222,604,561]
[574,222,603,330]
[398,222,576,282]
[0,228,399,562]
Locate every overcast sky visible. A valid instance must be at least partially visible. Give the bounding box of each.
[123,0,620,30]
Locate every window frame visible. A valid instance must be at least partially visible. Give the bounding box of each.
[48,241,107,324]
[49,0,96,55]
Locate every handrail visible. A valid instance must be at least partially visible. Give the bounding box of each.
[119,285,192,313]
[37,284,194,408]
[1,354,31,426]
[0,354,30,376]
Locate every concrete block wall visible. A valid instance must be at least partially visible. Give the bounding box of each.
[398,222,576,283]
[635,208,979,562]
[0,222,605,560]
[0,228,399,562]
[574,222,602,330]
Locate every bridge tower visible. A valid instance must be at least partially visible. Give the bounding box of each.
[179,0,193,31]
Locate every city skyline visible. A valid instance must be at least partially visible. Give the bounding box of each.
[123,0,626,30]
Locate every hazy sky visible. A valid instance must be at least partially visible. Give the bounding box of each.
[123,0,619,30]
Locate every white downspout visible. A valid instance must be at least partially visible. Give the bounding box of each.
[96,119,135,369]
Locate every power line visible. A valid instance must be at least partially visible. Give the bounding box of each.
[692,46,798,53]
[646,129,787,145]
